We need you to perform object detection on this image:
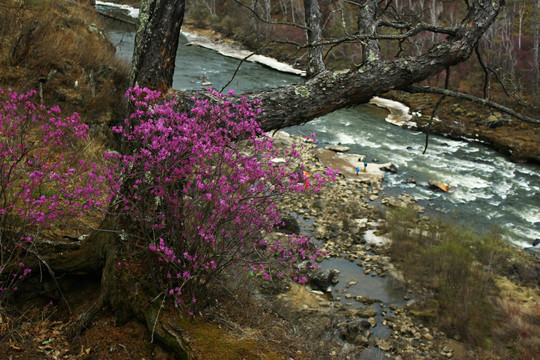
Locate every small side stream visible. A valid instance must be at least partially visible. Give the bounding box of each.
[292,209,408,340]
[319,256,407,338]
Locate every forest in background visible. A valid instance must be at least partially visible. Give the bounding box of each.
[183,0,539,115]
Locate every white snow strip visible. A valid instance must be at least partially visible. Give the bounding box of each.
[95,1,139,18]
[369,96,417,128]
[182,31,306,76]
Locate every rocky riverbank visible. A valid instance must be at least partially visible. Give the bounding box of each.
[263,130,469,359]
[381,91,540,165]
[261,129,540,359]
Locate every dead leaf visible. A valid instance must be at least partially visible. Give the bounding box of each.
[9,344,23,351]
[39,344,54,351]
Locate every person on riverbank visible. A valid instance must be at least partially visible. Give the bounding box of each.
[356,167,360,176]
[303,171,310,189]
[364,161,368,172]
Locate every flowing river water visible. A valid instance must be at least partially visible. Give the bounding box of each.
[102,12,539,250]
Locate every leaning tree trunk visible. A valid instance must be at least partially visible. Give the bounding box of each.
[303,0,326,78]
[130,0,185,91]
[173,0,505,131]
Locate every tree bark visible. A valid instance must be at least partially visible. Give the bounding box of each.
[533,0,539,104]
[130,0,185,91]
[357,0,381,63]
[303,0,326,78]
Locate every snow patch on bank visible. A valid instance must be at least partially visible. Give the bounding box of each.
[96,1,139,18]
[182,32,306,77]
[369,97,417,127]
[363,229,390,246]
[94,1,305,77]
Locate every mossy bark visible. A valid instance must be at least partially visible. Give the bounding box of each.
[131,0,185,91]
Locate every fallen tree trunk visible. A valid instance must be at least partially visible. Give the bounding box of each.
[170,0,505,131]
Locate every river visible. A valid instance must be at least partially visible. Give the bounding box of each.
[99,4,539,250]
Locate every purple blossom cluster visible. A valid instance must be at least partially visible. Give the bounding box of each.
[0,85,337,311]
[0,88,113,303]
[111,86,335,308]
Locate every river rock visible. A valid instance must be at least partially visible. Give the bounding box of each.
[308,269,339,293]
[482,113,512,128]
[338,320,372,345]
[313,198,325,209]
[355,295,382,304]
[356,308,377,318]
[326,145,350,152]
[277,215,300,234]
[375,339,393,352]
[359,319,371,329]
[428,179,452,192]
[354,332,371,347]
[380,163,398,173]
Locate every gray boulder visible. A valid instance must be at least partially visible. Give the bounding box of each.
[308,269,339,293]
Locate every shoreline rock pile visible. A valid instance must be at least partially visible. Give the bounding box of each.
[265,130,456,358]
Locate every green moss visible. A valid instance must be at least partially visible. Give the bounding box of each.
[333,69,350,79]
[294,86,310,98]
[179,318,281,360]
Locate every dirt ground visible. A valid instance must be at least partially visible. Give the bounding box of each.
[0,276,172,360]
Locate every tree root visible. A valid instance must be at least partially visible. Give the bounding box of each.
[70,238,117,339]
[24,226,192,358]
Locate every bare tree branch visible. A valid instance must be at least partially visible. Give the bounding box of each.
[403,85,540,124]
[424,68,451,154]
[377,20,457,36]
[220,40,284,92]
[232,0,309,30]
[475,44,491,99]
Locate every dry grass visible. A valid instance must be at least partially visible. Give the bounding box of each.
[0,0,129,125]
[383,207,540,358]
[492,278,540,359]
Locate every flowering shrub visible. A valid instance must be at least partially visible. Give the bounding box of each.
[111,86,336,309]
[0,88,113,305]
[0,85,337,313]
